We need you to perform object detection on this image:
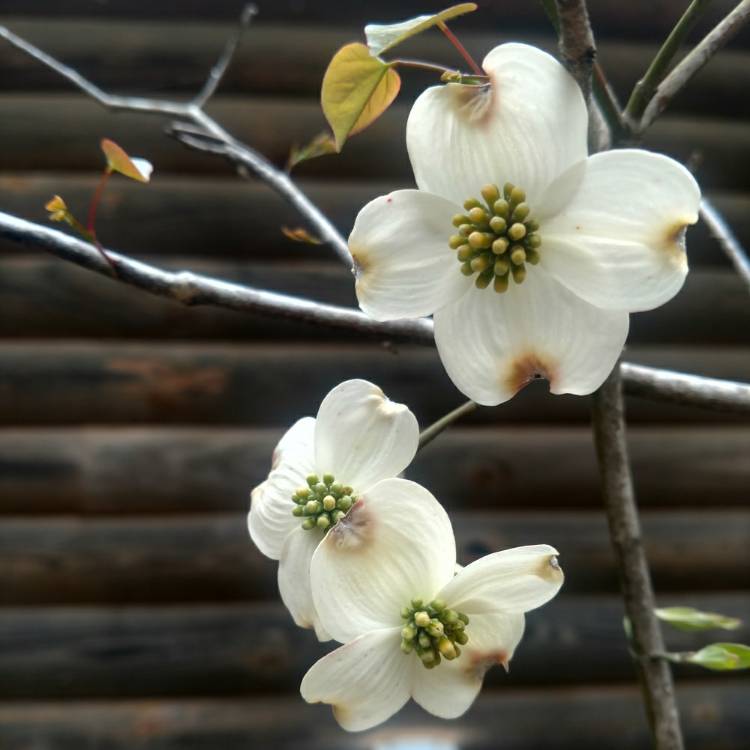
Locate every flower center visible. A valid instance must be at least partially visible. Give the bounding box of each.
[448,182,541,293]
[291,473,354,531]
[399,598,470,669]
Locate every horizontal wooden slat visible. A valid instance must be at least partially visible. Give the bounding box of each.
[1,0,746,46]
[1,21,748,118]
[1,426,749,514]
[1,594,748,697]
[0,96,747,190]
[1,175,745,263]
[0,262,746,344]
[0,684,748,750]
[1,511,747,604]
[0,343,748,426]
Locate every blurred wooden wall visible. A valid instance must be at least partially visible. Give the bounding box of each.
[0,1,749,748]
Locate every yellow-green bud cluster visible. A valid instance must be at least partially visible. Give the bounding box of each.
[448,182,541,293]
[400,598,469,669]
[291,473,354,531]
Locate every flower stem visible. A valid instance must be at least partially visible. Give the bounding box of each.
[623,0,714,127]
[437,21,483,76]
[418,400,477,450]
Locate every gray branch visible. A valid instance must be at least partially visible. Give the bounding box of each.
[700,198,750,293]
[2,209,749,414]
[193,4,257,108]
[591,367,685,750]
[639,0,750,132]
[622,362,750,413]
[0,211,429,342]
[0,14,352,268]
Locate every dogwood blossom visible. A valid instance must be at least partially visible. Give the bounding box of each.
[349,43,701,405]
[302,499,563,731]
[247,379,419,639]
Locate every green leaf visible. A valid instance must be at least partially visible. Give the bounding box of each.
[365,3,478,57]
[686,643,750,671]
[655,607,741,632]
[287,131,338,171]
[321,42,401,151]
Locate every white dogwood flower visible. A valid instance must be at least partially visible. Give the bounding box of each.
[302,511,563,732]
[247,379,419,639]
[349,43,701,406]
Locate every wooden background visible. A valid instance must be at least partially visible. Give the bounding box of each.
[0,1,749,747]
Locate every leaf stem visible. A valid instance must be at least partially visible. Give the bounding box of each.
[86,167,117,275]
[87,167,111,233]
[623,0,714,127]
[418,400,477,450]
[437,21,483,75]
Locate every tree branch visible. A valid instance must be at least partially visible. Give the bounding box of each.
[193,4,257,108]
[2,210,749,414]
[0,15,352,268]
[700,198,750,293]
[553,0,597,102]
[621,362,750,414]
[591,366,684,750]
[623,0,714,129]
[638,0,750,132]
[0,211,428,343]
[168,125,351,264]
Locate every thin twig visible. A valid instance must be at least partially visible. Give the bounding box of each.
[700,198,750,293]
[418,401,477,450]
[2,209,749,414]
[638,0,750,132]
[0,16,352,268]
[193,4,257,108]
[591,366,685,750]
[621,362,750,414]
[0,24,189,118]
[553,0,597,102]
[169,125,351,264]
[623,0,714,128]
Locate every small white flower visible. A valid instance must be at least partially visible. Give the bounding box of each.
[302,493,564,732]
[349,43,701,406]
[247,379,419,639]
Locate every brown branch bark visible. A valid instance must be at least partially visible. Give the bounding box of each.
[591,366,684,750]
[554,0,597,102]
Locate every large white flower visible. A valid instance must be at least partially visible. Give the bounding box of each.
[349,43,701,406]
[301,491,563,732]
[247,379,420,639]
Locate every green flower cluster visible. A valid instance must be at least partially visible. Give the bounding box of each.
[291,473,354,531]
[400,597,470,669]
[449,182,541,292]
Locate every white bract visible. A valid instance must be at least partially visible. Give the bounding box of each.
[349,43,701,406]
[302,505,564,731]
[247,379,419,639]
